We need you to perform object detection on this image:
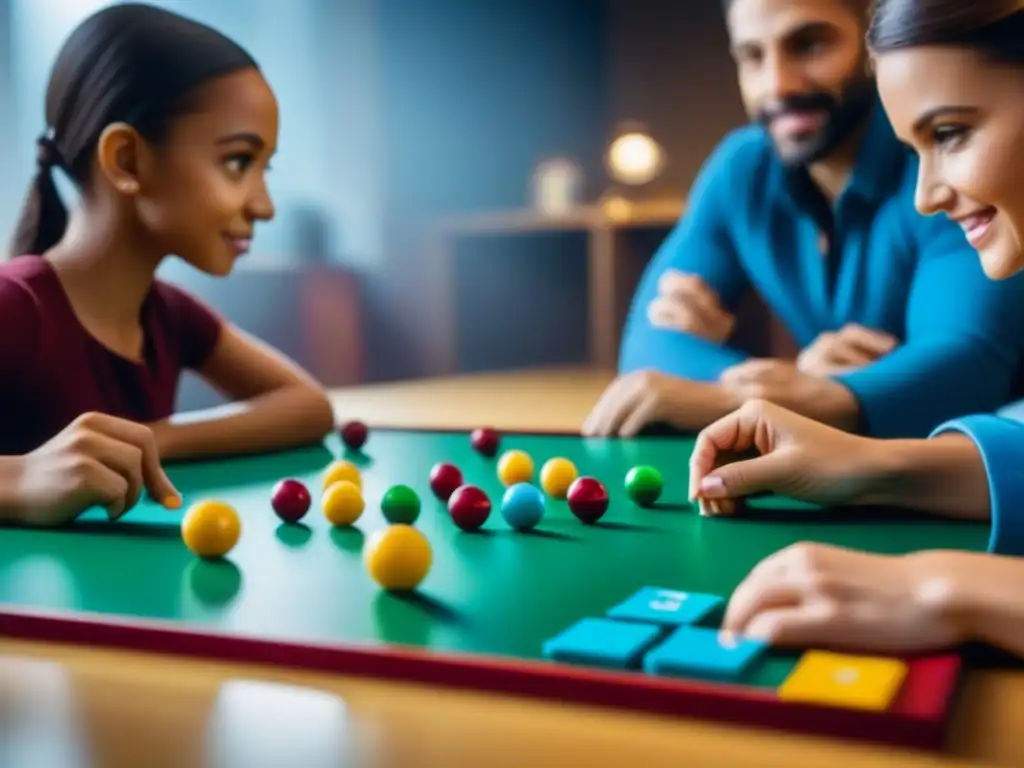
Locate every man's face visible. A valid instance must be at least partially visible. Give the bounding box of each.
[726,0,876,166]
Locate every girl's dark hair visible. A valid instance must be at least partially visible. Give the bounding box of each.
[11,2,258,257]
[867,1,1024,62]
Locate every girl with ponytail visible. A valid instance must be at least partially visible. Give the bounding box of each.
[0,3,333,525]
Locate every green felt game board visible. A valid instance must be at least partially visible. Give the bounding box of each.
[0,427,987,749]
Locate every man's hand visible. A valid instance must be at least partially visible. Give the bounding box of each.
[719,359,861,432]
[797,324,898,377]
[582,370,740,437]
[647,270,735,343]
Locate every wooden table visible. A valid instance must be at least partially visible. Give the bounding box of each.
[3,369,1023,767]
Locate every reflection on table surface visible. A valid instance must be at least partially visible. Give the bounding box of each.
[2,640,1023,768]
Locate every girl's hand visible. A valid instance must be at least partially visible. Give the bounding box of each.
[688,398,884,515]
[723,542,965,653]
[13,412,181,526]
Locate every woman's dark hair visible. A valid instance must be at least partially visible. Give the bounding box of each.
[11,2,259,257]
[867,1,1024,62]
[720,0,870,16]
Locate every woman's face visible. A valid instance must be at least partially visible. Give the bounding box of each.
[875,46,1024,279]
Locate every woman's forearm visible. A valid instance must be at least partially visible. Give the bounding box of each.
[922,550,1024,658]
[151,384,335,460]
[861,434,991,519]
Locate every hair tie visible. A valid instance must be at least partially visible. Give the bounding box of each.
[35,133,61,170]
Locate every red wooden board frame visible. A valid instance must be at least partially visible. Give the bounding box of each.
[0,604,962,750]
[0,424,967,751]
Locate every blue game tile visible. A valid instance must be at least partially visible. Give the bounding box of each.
[542,617,663,669]
[606,587,723,627]
[643,626,768,681]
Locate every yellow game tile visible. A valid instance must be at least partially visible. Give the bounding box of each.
[777,651,908,711]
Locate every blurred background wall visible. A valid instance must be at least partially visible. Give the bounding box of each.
[0,0,751,405]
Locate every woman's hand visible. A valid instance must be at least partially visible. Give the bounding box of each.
[8,412,180,526]
[723,542,966,653]
[688,398,884,515]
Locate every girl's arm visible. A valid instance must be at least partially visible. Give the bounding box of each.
[151,324,335,460]
[0,456,27,521]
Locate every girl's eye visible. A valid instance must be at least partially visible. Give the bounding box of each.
[224,154,254,174]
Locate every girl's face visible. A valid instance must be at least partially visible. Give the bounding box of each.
[875,46,1024,279]
[132,68,278,276]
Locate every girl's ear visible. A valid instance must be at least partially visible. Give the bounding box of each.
[95,122,145,196]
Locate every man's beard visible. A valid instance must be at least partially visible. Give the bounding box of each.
[758,74,877,167]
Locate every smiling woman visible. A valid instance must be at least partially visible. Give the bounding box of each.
[868,0,1024,278]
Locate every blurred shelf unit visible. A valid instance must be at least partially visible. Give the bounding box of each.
[427,198,686,376]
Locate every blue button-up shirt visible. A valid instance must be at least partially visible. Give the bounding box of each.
[620,103,1024,438]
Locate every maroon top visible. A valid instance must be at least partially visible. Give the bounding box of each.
[0,256,223,455]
